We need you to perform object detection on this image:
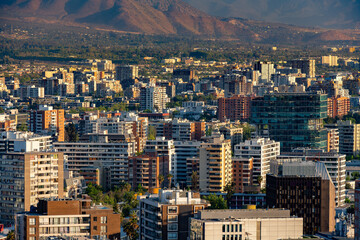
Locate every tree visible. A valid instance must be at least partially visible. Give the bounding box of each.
[257,176,263,186]
[6,231,15,240]
[158,174,164,188]
[167,174,173,189]
[351,172,360,180]
[123,213,139,240]
[203,194,227,209]
[65,123,79,142]
[345,183,352,189]
[0,107,4,114]
[191,171,199,191]
[224,182,235,207]
[17,123,28,131]
[148,125,156,140]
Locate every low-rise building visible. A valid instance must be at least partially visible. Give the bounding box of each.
[189,209,303,240]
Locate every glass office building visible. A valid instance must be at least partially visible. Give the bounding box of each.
[251,93,328,152]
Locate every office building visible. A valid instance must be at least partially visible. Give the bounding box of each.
[252,93,328,152]
[138,189,209,240]
[234,138,280,188]
[29,105,65,142]
[189,209,303,240]
[218,95,253,122]
[266,161,335,234]
[287,59,316,78]
[279,149,346,206]
[337,120,360,156]
[140,86,170,112]
[199,136,232,192]
[16,198,121,239]
[0,152,64,224]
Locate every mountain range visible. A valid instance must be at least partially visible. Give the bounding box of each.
[183,0,360,29]
[0,0,359,43]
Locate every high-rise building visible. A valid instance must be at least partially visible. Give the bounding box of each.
[337,120,360,156]
[128,152,159,190]
[234,138,280,188]
[54,135,136,190]
[322,55,339,66]
[232,157,253,193]
[174,141,201,187]
[279,149,346,206]
[355,180,360,240]
[16,198,121,239]
[287,59,316,78]
[115,65,138,82]
[266,161,335,235]
[0,151,64,224]
[328,96,350,118]
[251,93,328,152]
[144,137,176,186]
[29,105,65,142]
[218,95,253,122]
[254,61,275,83]
[189,209,303,240]
[219,125,243,151]
[140,86,170,112]
[138,189,209,240]
[173,69,196,82]
[199,136,232,192]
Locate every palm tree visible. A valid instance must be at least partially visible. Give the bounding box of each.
[158,174,164,188]
[191,171,199,191]
[123,213,139,240]
[167,174,173,189]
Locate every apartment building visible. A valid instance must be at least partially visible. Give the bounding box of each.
[234,138,280,188]
[54,135,136,190]
[199,136,232,192]
[232,158,253,193]
[328,96,350,118]
[16,198,121,239]
[218,95,253,122]
[0,152,64,224]
[189,209,303,240]
[337,120,360,156]
[0,131,52,152]
[355,180,360,240]
[29,105,65,142]
[174,141,201,187]
[138,189,209,240]
[140,86,170,112]
[128,152,159,190]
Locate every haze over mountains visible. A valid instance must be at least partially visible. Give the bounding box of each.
[183,0,360,29]
[0,0,359,43]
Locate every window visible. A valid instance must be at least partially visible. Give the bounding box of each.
[168,232,178,239]
[235,225,238,232]
[168,223,178,231]
[101,216,107,224]
[93,217,97,222]
[168,215,178,222]
[239,224,242,232]
[29,237,36,240]
[231,225,234,232]
[101,225,107,233]
[29,218,36,225]
[168,206,178,214]
[29,228,36,234]
[93,226,97,231]
[222,225,226,232]
[227,225,230,232]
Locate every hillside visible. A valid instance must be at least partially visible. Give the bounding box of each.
[0,0,359,43]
